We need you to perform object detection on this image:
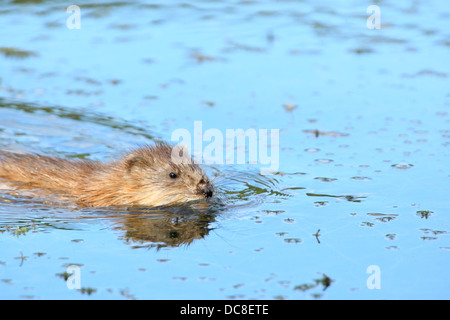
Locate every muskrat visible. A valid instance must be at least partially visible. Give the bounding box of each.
[0,143,214,207]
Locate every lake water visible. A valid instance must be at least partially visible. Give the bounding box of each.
[0,0,449,299]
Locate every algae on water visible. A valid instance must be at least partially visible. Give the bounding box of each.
[0,47,38,59]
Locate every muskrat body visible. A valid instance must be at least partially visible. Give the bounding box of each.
[0,143,214,207]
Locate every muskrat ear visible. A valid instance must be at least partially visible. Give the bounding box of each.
[124,154,148,173]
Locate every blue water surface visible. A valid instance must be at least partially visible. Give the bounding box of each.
[0,0,449,299]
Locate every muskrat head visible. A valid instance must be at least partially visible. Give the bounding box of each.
[121,143,214,207]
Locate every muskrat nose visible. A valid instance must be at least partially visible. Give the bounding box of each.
[204,188,213,198]
[198,179,214,198]
[202,184,214,198]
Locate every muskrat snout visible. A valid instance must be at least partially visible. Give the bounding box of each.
[203,188,213,198]
[198,178,214,198]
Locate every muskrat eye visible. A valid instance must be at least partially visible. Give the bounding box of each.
[169,172,178,179]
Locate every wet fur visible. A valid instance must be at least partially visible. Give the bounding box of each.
[0,143,213,207]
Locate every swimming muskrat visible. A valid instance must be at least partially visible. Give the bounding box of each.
[0,143,214,207]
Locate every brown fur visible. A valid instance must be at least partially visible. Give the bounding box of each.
[0,143,214,207]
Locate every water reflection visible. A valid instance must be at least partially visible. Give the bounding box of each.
[0,98,158,143]
[0,197,220,248]
[116,207,217,249]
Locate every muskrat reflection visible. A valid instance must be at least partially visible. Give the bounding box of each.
[113,204,217,249]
